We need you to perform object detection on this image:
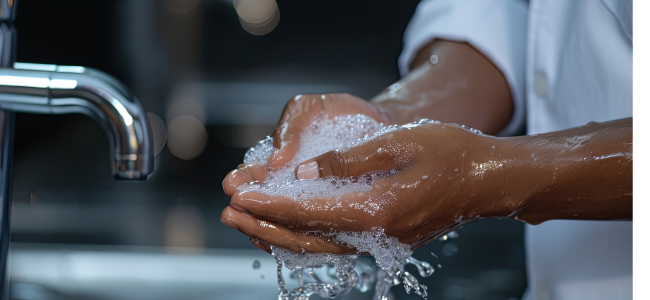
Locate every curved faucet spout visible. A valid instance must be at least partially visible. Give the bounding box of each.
[0,62,154,180]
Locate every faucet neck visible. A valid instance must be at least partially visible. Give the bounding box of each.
[0,64,154,180]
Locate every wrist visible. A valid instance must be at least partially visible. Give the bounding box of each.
[456,119,633,224]
[370,101,402,125]
[460,134,545,221]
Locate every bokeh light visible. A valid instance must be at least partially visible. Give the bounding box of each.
[167,115,207,160]
[146,112,167,156]
[233,0,280,36]
[164,205,205,254]
[166,86,205,124]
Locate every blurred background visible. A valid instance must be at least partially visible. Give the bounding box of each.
[8,0,527,299]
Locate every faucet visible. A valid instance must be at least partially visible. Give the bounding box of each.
[0,0,155,297]
[0,63,154,180]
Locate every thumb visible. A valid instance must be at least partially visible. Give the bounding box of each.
[295,137,410,179]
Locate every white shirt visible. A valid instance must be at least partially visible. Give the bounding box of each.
[398,1,632,299]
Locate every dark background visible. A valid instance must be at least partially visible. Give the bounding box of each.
[8,1,527,299]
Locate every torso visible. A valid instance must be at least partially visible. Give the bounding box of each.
[523,1,632,300]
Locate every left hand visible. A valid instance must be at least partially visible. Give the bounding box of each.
[222,93,391,198]
[221,122,518,254]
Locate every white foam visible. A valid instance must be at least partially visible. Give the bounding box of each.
[238,114,439,299]
[336,227,412,270]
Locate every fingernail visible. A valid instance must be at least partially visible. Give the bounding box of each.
[221,219,239,230]
[297,161,319,180]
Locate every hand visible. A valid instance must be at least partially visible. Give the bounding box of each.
[266,93,391,169]
[221,115,632,254]
[222,93,391,197]
[222,122,519,254]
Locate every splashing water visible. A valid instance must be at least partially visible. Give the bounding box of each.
[239,114,446,299]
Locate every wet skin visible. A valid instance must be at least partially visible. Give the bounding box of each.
[220,40,633,254]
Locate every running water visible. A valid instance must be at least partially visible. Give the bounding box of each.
[239,114,460,299]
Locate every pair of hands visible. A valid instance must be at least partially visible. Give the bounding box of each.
[221,93,514,254]
[221,38,633,254]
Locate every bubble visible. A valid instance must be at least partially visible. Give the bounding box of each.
[335,228,412,270]
[253,259,261,269]
[239,114,445,299]
[167,115,207,160]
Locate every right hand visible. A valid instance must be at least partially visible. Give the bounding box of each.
[221,93,391,253]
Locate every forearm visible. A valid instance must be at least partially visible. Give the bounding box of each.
[480,118,633,224]
[370,39,513,135]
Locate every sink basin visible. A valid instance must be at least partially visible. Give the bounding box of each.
[9,243,375,300]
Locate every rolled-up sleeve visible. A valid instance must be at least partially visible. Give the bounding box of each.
[398,0,529,136]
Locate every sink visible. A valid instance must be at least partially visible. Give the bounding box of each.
[9,243,376,300]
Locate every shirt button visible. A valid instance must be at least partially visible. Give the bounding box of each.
[534,71,549,97]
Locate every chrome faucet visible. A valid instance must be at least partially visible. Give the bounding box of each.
[0,0,154,297]
[0,63,154,180]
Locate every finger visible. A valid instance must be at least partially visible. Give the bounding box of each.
[268,95,324,169]
[221,206,356,254]
[242,164,267,182]
[294,133,418,180]
[267,129,299,169]
[322,93,389,124]
[231,191,377,232]
[223,169,252,196]
[223,164,267,196]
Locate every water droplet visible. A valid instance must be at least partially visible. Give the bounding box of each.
[406,256,435,277]
[241,115,442,299]
[252,259,261,269]
[442,243,459,257]
[429,54,439,64]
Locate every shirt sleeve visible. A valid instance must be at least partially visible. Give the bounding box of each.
[398,0,529,136]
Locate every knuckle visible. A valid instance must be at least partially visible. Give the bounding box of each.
[290,94,302,101]
[332,92,351,99]
[328,150,351,177]
[290,206,310,230]
[284,94,322,116]
[284,95,307,115]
